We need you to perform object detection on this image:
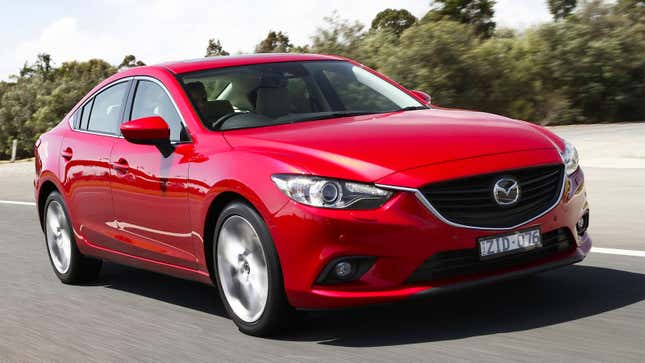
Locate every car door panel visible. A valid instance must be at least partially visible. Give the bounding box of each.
[61,133,116,248]
[108,142,195,267]
[61,80,130,250]
[108,78,196,268]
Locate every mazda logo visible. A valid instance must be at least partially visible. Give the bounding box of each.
[493,178,521,206]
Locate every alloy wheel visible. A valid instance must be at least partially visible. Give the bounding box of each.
[217,215,269,323]
[45,200,72,274]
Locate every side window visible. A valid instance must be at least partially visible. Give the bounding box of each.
[130,80,187,142]
[87,82,128,135]
[80,99,93,130]
[70,109,80,129]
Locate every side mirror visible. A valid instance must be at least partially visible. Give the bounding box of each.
[120,116,170,145]
[410,90,431,106]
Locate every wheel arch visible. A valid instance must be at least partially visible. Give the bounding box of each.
[203,191,257,283]
[37,178,62,231]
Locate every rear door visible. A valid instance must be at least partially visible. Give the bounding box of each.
[108,77,196,268]
[60,80,131,248]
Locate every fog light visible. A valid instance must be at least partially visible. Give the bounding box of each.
[334,261,353,279]
[576,212,589,235]
[316,256,376,284]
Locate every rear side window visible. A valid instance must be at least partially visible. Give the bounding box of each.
[79,99,93,130]
[70,109,80,129]
[87,82,128,135]
[130,80,187,142]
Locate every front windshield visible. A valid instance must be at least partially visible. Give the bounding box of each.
[179,60,426,131]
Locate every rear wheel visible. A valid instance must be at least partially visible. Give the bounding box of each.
[213,201,292,336]
[44,191,102,284]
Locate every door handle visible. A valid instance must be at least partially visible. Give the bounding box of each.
[61,147,73,161]
[112,158,129,173]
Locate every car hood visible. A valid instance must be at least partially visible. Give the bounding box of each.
[222,109,561,182]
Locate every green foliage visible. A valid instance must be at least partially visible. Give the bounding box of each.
[548,0,577,20]
[118,55,146,70]
[425,0,496,38]
[0,56,116,158]
[309,12,365,59]
[526,0,645,124]
[205,39,230,57]
[614,0,645,22]
[255,31,293,53]
[370,8,417,35]
[378,20,480,107]
[355,30,400,69]
[351,0,644,125]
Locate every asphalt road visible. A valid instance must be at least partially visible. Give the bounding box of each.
[1,123,644,362]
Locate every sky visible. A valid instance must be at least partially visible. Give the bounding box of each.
[0,0,553,81]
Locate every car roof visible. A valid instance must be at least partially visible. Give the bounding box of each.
[158,53,347,75]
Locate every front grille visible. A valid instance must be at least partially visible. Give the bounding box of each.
[421,164,564,228]
[406,228,575,284]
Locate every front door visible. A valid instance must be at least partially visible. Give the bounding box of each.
[109,78,196,268]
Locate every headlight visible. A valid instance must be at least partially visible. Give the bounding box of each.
[561,140,580,175]
[271,174,393,209]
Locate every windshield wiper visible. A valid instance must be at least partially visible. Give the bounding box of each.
[288,111,385,123]
[398,105,429,111]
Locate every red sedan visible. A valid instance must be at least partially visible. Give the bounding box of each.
[34,54,591,336]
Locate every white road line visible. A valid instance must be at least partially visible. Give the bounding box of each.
[0,200,36,206]
[591,247,645,257]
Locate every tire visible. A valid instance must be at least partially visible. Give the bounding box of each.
[213,201,292,336]
[43,191,102,284]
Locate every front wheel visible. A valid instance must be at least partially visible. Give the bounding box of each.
[213,201,292,336]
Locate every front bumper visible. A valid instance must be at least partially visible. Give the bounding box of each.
[270,166,590,309]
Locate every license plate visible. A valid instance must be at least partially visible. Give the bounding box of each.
[478,228,542,260]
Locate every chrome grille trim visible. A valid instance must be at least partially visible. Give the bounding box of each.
[375,163,567,231]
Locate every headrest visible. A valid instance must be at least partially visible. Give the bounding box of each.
[185,82,207,101]
[255,88,290,118]
[259,72,288,88]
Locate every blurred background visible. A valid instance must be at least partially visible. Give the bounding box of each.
[0,0,643,160]
[1,2,644,361]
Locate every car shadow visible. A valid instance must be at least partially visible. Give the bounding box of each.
[96,262,228,317]
[95,263,645,347]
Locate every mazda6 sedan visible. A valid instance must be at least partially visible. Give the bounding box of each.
[34,53,591,336]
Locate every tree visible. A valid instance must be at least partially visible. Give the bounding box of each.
[205,38,230,56]
[118,55,145,70]
[425,0,496,38]
[0,56,116,159]
[255,31,293,53]
[16,53,53,80]
[379,20,481,107]
[355,30,400,69]
[528,0,645,124]
[615,0,645,12]
[310,12,365,58]
[614,0,645,22]
[34,53,54,81]
[370,8,417,35]
[548,0,577,20]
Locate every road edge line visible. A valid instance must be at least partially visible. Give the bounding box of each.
[0,200,36,206]
[591,247,645,257]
